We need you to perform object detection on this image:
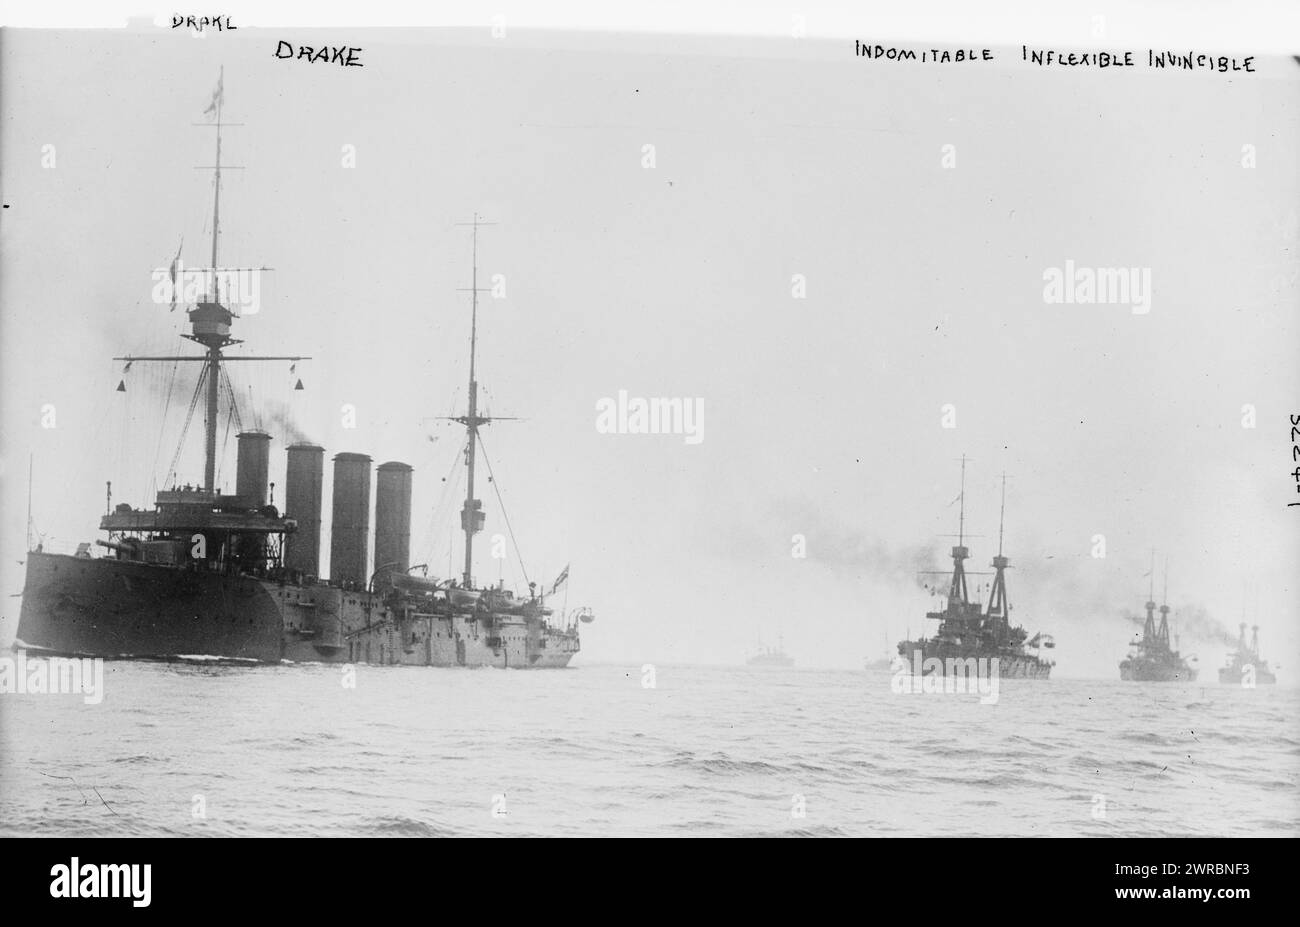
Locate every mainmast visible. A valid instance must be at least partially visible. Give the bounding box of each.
[1157,559,1171,648]
[948,454,971,607]
[985,472,1010,622]
[453,215,496,587]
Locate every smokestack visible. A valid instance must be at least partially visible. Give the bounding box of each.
[330,452,372,586]
[284,443,324,576]
[374,461,413,589]
[235,431,272,507]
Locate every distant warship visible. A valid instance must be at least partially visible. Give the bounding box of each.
[1218,624,1276,685]
[864,629,895,670]
[15,74,589,668]
[897,461,1055,679]
[747,636,794,667]
[1119,557,1195,682]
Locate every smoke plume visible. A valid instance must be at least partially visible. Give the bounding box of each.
[259,400,312,445]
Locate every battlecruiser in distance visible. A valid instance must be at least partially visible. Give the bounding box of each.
[1119,557,1195,682]
[897,461,1055,679]
[1218,623,1276,685]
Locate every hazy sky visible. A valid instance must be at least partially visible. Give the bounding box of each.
[2,27,1297,675]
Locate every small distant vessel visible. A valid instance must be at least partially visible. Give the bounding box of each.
[1218,623,1277,685]
[864,630,895,670]
[1119,554,1196,682]
[748,636,794,667]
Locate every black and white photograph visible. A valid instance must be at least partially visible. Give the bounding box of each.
[0,0,1296,893]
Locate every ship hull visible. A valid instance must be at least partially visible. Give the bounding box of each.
[897,639,1052,679]
[1119,659,1196,682]
[1217,666,1276,685]
[746,655,794,667]
[15,552,578,668]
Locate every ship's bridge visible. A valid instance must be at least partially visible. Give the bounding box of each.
[100,487,295,535]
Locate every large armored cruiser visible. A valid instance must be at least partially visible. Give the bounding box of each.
[1218,623,1276,685]
[897,461,1055,679]
[15,77,587,668]
[1119,559,1195,682]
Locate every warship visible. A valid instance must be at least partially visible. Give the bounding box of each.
[864,629,895,670]
[1118,558,1195,682]
[747,636,794,667]
[14,76,589,668]
[897,461,1055,679]
[1218,623,1276,685]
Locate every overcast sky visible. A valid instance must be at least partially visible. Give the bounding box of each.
[1,27,1297,674]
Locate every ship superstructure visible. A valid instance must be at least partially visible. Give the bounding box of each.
[14,76,587,668]
[896,461,1054,679]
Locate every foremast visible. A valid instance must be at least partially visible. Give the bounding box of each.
[922,454,983,636]
[114,70,306,497]
[1142,549,1158,646]
[200,65,227,493]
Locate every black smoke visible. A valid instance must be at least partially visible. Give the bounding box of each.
[259,399,312,445]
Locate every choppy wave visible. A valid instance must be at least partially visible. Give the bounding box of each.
[1,663,1296,836]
